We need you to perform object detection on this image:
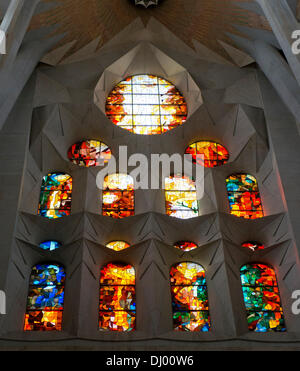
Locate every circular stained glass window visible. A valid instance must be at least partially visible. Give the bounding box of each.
[106,74,187,135]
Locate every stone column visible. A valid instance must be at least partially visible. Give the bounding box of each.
[256,0,300,85]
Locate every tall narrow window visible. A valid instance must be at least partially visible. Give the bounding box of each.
[99,263,136,331]
[102,174,134,218]
[240,263,286,332]
[38,173,72,219]
[170,262,210,332]
[226,174,263,219]
[165,175,199,219]
[185,141,229,168]
[24,264,65,331]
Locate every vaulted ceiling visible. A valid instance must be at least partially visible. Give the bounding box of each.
[29,0,270,60]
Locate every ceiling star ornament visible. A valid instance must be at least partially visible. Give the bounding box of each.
[135,0,158,8]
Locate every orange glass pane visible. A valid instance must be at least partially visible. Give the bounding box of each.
[24,311,63,331]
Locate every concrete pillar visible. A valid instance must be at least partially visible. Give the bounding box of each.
[0,0,24,58]
[258,71,300,252]
[256,0,300,85]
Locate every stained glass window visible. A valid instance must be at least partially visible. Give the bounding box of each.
[106,74,187,135]
[226,174,263,219]
[68,140,111,167]
[38,173,72,219]
[102,174,134,219]
[240,263,285,332]
[185,141,229,168]
[170,262,210,332]
[106,241,130,252]
[165,175,199,219]
[99,263,136,331]
[39,241,61,251]
[174,241,198,252]
[242,242,265,252]
[24,264,65,331]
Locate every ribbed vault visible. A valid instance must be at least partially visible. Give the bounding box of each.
[29,0,270,60]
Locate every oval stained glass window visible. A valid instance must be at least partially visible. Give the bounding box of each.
[174,241,198,252]
[106,74,187,135]
[39,241,61,251]
[242,241,265,252]
[68,140,111,167]
[106,241,130,252]
[185,141,229,168]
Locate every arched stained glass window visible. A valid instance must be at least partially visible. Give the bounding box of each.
[240,263,285,332]
[242,241,265,252]
[102,174,134,219]
[68,140,111,167]
[99,263,136,332]
[226,174,263,219]
[106,241,130,252]
[39,241,61,251]
[174,241,198,252]
[106,74,187,135]
[170,262,210,332]
[38,173,72,219]
[185,141,229,168]
[165,175,199,219]
[24,264,65,331]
